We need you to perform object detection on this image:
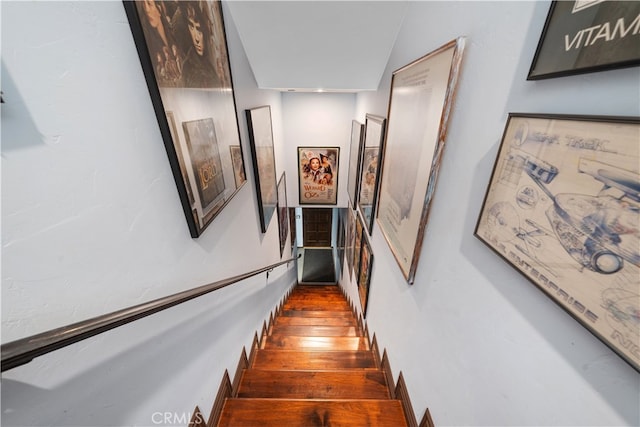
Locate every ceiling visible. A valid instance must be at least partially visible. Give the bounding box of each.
[226,1,408,92]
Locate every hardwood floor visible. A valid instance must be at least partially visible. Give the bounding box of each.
[214,284,409,427]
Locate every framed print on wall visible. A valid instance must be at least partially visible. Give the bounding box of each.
[123,0,246,238]
[475,113,640,372]
[376,37,466,284]
[229,145,246,188]
[298,147,340,205]
[347,120,365,210]
[528,1,640,80]
[246,105,278,233]
[358,114,386,235]
[358,233,374,318]
[276,172,289,258]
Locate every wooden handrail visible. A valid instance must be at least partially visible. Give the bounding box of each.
[1,255,300,372]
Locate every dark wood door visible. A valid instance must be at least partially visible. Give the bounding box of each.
[302,208,332,247]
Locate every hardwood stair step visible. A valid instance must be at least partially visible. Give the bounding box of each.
[236,370,391,399]
[280,309,354,318]
[269,324,360,337]
[217,398,408,427]
[262,335,369,351]
[275,316,357,327]
[283,301,352,311]
[252,350,378,370]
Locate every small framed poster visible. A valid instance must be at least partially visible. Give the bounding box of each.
[298,147,340,205]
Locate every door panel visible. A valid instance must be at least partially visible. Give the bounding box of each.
[303,208,332,247]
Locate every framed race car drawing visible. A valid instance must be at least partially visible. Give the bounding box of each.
[475,113,640,372]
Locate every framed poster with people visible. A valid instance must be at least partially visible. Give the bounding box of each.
[297,147,340,205]
[124,0,246,237]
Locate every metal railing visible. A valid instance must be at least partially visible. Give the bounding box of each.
[1,255,299,372]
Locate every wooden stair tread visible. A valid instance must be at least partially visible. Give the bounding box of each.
[275,316,357,327]
[280,309,354,318]
[237,370,390,399]
[218,398,408,427]
[270,324,360,337]
[262,335,369,351]
[252,350,377,370]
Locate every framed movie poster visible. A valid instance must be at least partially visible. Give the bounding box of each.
[353,212,365,281]
[229,145,246,188]
[358,114,386,235]
[346,208,357,280]
[298,147,340,205]
[377,37,466,284]
[246,106,278,233]
[276,172,289,258]
[358,234,374,317]
[347,121,365,210]
[528,1,640,80]
[124,0,246,237]
[475,113,639,372]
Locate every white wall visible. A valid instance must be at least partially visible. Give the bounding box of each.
[281,92,356,208]
[343,1,640,426]
[1,2,295,426]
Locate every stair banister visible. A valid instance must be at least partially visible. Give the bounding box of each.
[1,255,300,372]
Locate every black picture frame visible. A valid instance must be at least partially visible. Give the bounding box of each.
[475,113,640,372]
[358,114,386,235]
[347,120,364,210]
[246,105,278,233]
[276,172,289,258]
[123,0,246,237]
[528,1,640,80]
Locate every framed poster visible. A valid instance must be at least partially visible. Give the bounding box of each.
[246,106,278,233]
[298,147,340,205]
[358,234,374,318]
[346,208,357,280]
[358,114,387,235]
[353,212,365,281]
[182,118,227,216]
[229,145,246,188]
[377,37,466,284]
[528,1,640,80]
[347,121,365,210]
[124,0,246,237]
[276,172,289,258]
[475,113,639,372]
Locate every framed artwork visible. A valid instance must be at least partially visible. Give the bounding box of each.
[276,172,289,258]
[298,147,340,205]
[246,106,278,233]
[289,207,297,250]
[358,114,387,235]
[347,120,365,210]
[358,234,374,318]
[377,37,466,284]
[124,0,246,237]
[346,208,357,281]
[528,1,640,80]
[475,113,639,372]
[229,145,246,188]
[353,212,365,281]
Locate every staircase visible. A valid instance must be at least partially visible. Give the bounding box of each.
[200,283,423,426]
